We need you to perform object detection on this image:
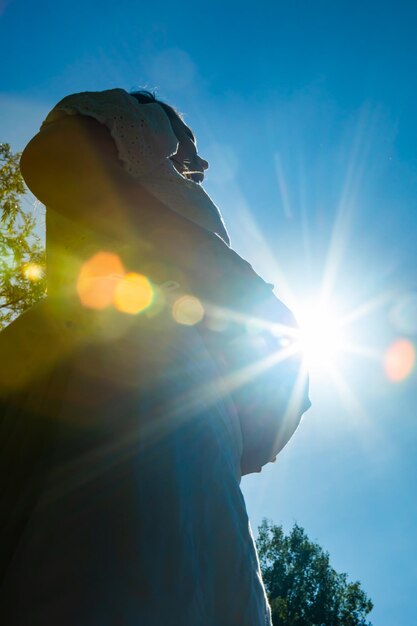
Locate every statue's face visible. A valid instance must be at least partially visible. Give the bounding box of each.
[168,114,209,184]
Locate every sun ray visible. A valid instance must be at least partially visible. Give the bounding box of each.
[208,179,297,307]
[320,106,378,304]
[341,344,382,361]
[274,152,293,219]
[272,361,312,449]
[200,342,301,408]
[326,364,392,462]
[338,290,395,329]
[205,302,300,340]
[327,365,371,427]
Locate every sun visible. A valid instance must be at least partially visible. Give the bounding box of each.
[294,299,347,373]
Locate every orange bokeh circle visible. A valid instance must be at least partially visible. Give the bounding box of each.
[384,339,415,382]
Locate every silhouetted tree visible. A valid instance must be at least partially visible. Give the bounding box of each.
[0,143,45,329]
[257,520,373,626]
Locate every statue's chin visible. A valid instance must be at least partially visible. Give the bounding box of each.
[240,444,272,477]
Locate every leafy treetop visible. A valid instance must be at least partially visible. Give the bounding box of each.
[256,520,373,626]
[0,143,46,329]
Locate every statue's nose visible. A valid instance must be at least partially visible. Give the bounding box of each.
[199,157,209,171]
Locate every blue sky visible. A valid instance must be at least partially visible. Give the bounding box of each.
[2,1,417,623]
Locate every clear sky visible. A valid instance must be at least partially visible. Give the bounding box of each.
[2,1,417,623]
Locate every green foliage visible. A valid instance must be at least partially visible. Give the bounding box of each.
[0,143,46,329]
[256,520,373,626]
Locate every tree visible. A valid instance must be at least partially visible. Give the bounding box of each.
[0,143,46,329]
[256,520,373,626]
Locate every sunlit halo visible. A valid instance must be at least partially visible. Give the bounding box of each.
[295,300,347,372]
[77,252,125,310]
[172,295,204,326]
[384,339,415,382]
[22,262,44,282]
[114,273,153,315]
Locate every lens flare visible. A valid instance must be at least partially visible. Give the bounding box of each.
[114,273,153,315]
[384,339,415,382]
[22,262,44,282]
[172,295,204,326]
[77,252,125,310]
